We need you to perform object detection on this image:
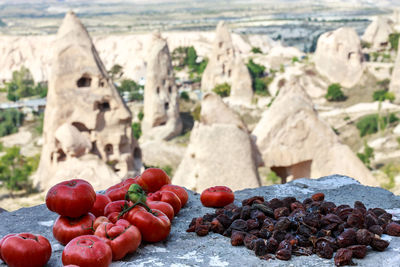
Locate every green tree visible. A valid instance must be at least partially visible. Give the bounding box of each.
[389,33,400,50]
[0,109,24,137]
[117,79,143,101]
[132,122,142,140]
[356,113,399,137]
[246,59,270,95]
[373,90,395,102]
[325,83,346,101]
[186,47,197,69]
[212,83,231,97]
[251,47,262,54]
[3,67,47,100]
[109,64,124,79]
[247,59,265,80]
[357,142,374,169]
[0,146,39,192]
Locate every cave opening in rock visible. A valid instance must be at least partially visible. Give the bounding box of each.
[72,122,90,132]
[77,75,92,87]
[97,101,110,112]
[105,144,113,155]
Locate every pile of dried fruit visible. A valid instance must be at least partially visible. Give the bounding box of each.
[187,193,400,266]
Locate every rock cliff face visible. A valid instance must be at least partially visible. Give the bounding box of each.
[141,33,182,141]
[173,93,261,192]
[362,17,394,49]
[314,27,364,88]
[34,11,141,191]
[229,56,253,106]
[1,175,400,267]
[252,78,378,186]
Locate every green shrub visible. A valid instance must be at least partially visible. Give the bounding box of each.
[254,78,269,95]
[251,47,262,54]
[357,142,374,169]
[0,109,24,137]
[381,163,400,189]
[132,122,142,140]
[212,83,231,97]
[291,57,299,63]
[180,91,190,101]
[325,83,346,101]
[0,146,39,192]
[389,33,400,50]
[246,59,270,95]
[266,171,280,184]
[191,104,201,121]
[247,59,265,79]
[373,89,395,102]
[356,113,399,137]
[117,79,143,101]
[361,41,371,49]
[138,110,144,121]
[35,113,44,134]
[109,64,123,79]
[171,46,208,79]
[376,79,390,89]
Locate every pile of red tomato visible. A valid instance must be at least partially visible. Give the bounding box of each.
[0,168,188,267]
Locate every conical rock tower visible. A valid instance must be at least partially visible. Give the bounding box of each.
[34,11,142,191]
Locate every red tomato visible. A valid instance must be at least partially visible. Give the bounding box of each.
[53,213,96,245]
[136,168,171,193]
[146,200,174,221]
[148,191,181,215]
[105,177,138,201]
[46,179,96,218]
[125,207,171,242]
[90,193,111,217]
[93,216,110,230]
[94,219,141,260]
[62,235,112,267]
[160,184,189,207]
[0,233,51,267]
[103,200,132,217]
[200,186,235,208]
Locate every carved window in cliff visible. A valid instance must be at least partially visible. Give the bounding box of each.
[219,42,223,48]
[105,144,113,155]
[168,86,172,94]
[99,80,105,87]
[271,160,312,184]
[164,102,169,110]
[157,86,160,94]
[217,55,221,61]
[56,148,66,162]
[97,101,110,112]
[77,75,92,88]
[226,49,230,55]
[228,69,231,77]
[222,64,225,75]
[133,147,141,158]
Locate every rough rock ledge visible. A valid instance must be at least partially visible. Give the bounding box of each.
[0,175,399,267]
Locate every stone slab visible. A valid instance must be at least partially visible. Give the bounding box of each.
[0,175,400,267]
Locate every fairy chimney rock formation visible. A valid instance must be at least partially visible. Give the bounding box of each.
[34,11,142,191]
[173,93,262,192]
[252,78,378,187]
[141,33,182,141]
[229,56,253,106]
[390,41,400,104]
[201,21,236,92]
[362,17,394,49]
[314,27,364,88]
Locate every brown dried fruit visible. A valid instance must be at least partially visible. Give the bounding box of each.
[334,248,353,266]
[365,213,379,228]
[195,223,210,236]
[253,238,267,256]
[242,196,264,206]
[274,207,290,219]
[290,202,305,212]
[370,208,386,217]
[215,214,232,229]
[266,237,279,253]
[369,225,384,236]
[311,192,325,202]
[347,212,364,228]
[354,201,366,210]
[246,219,259,231]
[231,231,245,246]
[210,218,225,234]
[272,230,286,243]
[269,198,284,210]
[275,217,291,231]
[240,206,251,220]
[348,245,367,259]
[370,237,389,251]
[316,240,334,259]
[230,219,248,232]
[336,228,357,248]
[386,222,400,236]
[244,234,258,250]
[356,229,373,245]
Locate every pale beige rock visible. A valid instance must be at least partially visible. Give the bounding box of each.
[362,17,394,49]
[34,11,141,191]
[140,140,186,171]
[173,93,262,192]
[54,123,92,158]
[201,21,236,92]
[266,45,304,70]
[390,41,400,103]
[252,78,378,186]
[229,56,253,106]
[141,33,182,141]
[314,27,364,88]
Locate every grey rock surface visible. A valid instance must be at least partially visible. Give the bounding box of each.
[1,175,400,267]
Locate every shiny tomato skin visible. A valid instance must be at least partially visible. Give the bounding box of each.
[90,193,112,217]
[105,178,138,201]
[46,179,96,218]
[148,191,181,215]
[136,168,171,193]
[0,233,51,267]
[103,200,132,217]
[200,186,235,208]
[125,207,171,243]
[146,200,174,221]
[160,184,189,207]
[94,219,141,260]
[53,213,96,245]
[93,216,110,230]
[62,235,112,267]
